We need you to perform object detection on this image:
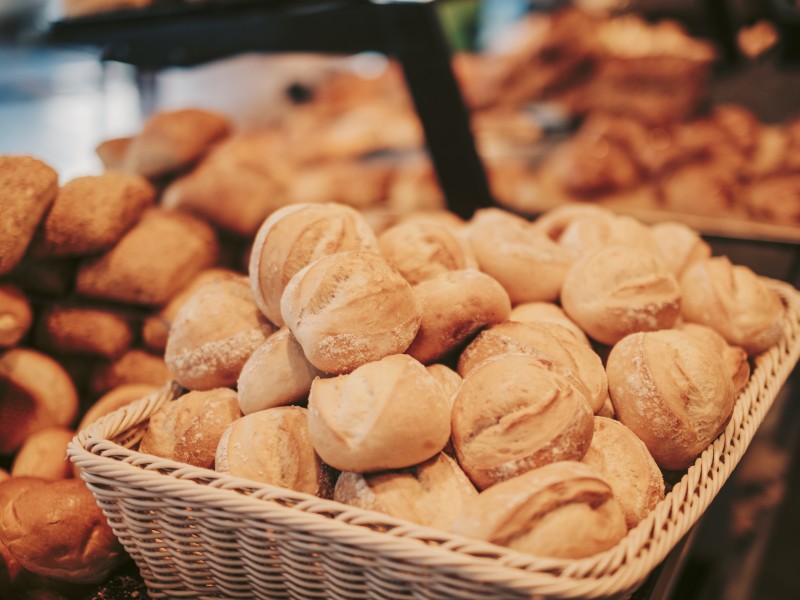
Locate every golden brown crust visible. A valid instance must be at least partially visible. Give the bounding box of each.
[508,302,590,346]
[0,285,32,348]
[90,349,170,396]
[677,322,750,395]
[35,306,133,359]
[650,221,712,277]
[11,427,74,481]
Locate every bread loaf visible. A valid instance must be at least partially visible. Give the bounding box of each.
[508,301,590,346]
[0,285,32,348]
[650,221,711,276]
[35,306,133,359]
[11,427,73,481]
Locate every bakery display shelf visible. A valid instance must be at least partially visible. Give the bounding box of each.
[68,280,800,600]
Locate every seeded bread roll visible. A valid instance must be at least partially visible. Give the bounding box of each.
[561,246,681,345]
[249,203,379,327]
[508,302,590,346]
[139,388,241,469]
[0,285,32,348]
[0,156,58,275]
[678,322,750,395]
[79,384,160,431]
[452,354,594,490]
[458,321,608,413]
[10,427,73,481]
[90,349,170,396]
[0,349,78,455]
[31,173,155,258]
[425,364,462,401]
[216,406,334,497]
[334,453,477,531]
[76,208,219,306]
[451,461,626,558]
[650,221,711,277]
[582,417,664,529]
[467,208,578,303]
[281,251,420,374]
[680,257,784,355]
[607,330,735,470]
[558,213,660,257]
[406,270,511,364]
[35,306,133,360]
[237,327,321,414]
[308,354,450,472]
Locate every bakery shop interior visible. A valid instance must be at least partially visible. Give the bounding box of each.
[2,0,800,598]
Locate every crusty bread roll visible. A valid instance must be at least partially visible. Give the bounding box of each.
[582,417,664,529]
[458,321,608,413]
[405,270,511,364]
[0,156,58,275]
[607,330,735,470]
[0,349,78,455]
[451,461,626,558]
[561,246,681,345]
[452,353,594,490]
[216,406,334,497]
[166,276,275,390]
[558,213,660,257]
[76,208,219,306]
[139,388,241,469]
[249,203,379,327]
[650,221,711,277]
[79,384,160,432]
[508,301,590,346]
[678,322,750,395]
[0,477,123,583]
[425,363,462,401]
[334,453,476,531]
[35,306,133,359]
[467,208,577,303]
[308,354,450,472]
[31,173,154,258]
[90,349,170,396]
[281,251,420,374]
[11,427,73,481]
[531,204,613,242]
[680,257,784,355]
[0,285,32,348]
[95,136,132,170]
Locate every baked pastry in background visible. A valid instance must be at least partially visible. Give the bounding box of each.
[35,306,133,360]
[90,349,170,395]
[10,426,74,481]
[0,285,32,348]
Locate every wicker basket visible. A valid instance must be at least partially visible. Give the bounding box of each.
[68,281,800,600]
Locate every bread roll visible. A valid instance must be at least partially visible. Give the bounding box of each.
[79,384,160,431]
[308,354,450,472]
[650,221,711,276]
[531,204,613,242]
[458,321,608,413]
[139,388,241,469]
[558,213,660,257]
[95,136,132,170]
[249,203,379,327]
[561,246,681,345]
[607,330,735,470]
[237,327,320,414]
[166,276,275,390]
[678,322,750,395]
[680,257,783,355]
[35,306,133,359]
[451,461,626,558]
[31,173,155,258]
[216,407,334,497]
[0,156,58,275]
[281,251,420,374]
[11,427,73,480]
[452,354,594,490]
[76,208,219,306]
[467,208,577,303]
[285,160,393,209]
[89,349,170,396]
[508,302,590,346]
[425,364,462,401]
[0,478,123,583]
[0,285,32,348]
[334,453,476,531]
[0,349,78,455]
[406,270,511,364]
[582,417,664,529]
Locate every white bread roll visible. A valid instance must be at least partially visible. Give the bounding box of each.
[561,246,681,345]
[11,427,74,481]
[508,302,590,346]
[650,221,711,276]
[334,453,476,531]
[558,213,660,257]
[249,203,379,327]
[451,461,626,558]
[452,354,594,490]
[678,322,750,395]
[680,257,783,355]
[405,269,511,364]
[281,251,421,374]
[308,354,450,472]
[607,330,735,470]
[582,417,664,529]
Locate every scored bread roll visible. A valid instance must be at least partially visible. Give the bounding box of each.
[508,302,590,346]
[650,221,711,277]
[237,327,321,414]
[35,306,133,360]
[90,349,170,396]
[557,212,660,257]
[308,354,451,472]
[425,363,462,401]
[561,245,681,345]
[249,203,379,327]
[458,321,608,413]
[139,388,241,469]
[582,417,664,529]
[607,330,735,470]
[531,204,613,242]
[405,269,511,364]
[0,285,32,348]
[78,384,160,431]
[452,353,594,490]
[680,257,784,355]
[165,276,275,390]
[678,322,750,395]
[334,453,477,531]
[10,427,74,481]
[216,406,334,498]
[281,251,420,374]
[451,461,626,558]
